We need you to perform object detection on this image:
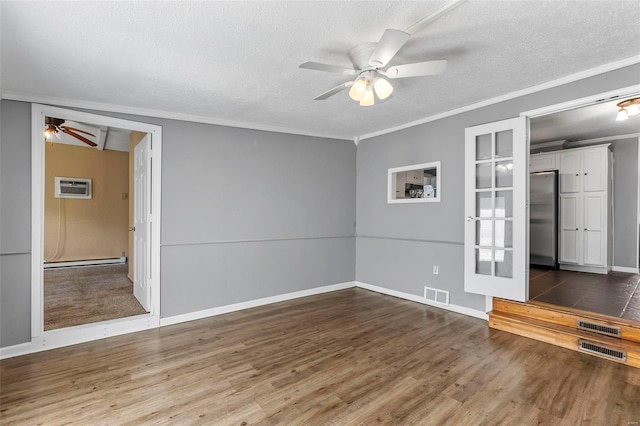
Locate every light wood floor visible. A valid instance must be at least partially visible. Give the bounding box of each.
[2,288,640,425]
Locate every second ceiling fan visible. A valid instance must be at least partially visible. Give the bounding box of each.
[45,117,97,147]
[299,28,447,106]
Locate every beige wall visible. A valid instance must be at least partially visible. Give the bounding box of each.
[128,131,146,280]
[44,143,129,262]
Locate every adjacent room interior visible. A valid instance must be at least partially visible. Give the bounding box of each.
[42,117,149,330]
[527,100,640,321]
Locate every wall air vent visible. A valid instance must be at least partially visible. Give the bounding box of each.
[55,177,92,199]
[424,286,449,306]
[577,320,621,338]
[578,340,626,362]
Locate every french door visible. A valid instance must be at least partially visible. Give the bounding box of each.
[464,117,528,301]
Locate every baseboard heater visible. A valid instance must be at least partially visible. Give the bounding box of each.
[43,257,126,269]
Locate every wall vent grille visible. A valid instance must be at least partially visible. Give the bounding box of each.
[579,340,626,362]
[424,286,449,306]
[577,320,621,338]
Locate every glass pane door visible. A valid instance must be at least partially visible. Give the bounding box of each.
[464,117,528,302]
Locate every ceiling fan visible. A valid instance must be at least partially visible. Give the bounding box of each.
[299,28,447,106]
[44,117,97,147]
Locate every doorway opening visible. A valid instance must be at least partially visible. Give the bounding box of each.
[31,104,162,351]
[42,122,149,330]
[524,87,640,322]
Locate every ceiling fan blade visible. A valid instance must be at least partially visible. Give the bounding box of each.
[299,61,356,76]
[60,125,95,137]
[62,128,97,147]
[314,81,354,100]
[385,60,447,79]
[368,29,410,68]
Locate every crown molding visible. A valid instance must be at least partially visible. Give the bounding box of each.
[3,55,639,143]
[358,55,640,141]
[1,92,354,142]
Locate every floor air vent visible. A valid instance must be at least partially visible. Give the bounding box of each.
[579,340,627,362]
[577,320,621,338]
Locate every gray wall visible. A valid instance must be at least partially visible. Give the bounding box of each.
[356,64,640,312]
[611,138,639,269]
[0,101,32,347]
[0,100,356,347]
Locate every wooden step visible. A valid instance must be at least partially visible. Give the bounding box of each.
[492,298,640,344]
[490,311,640,368]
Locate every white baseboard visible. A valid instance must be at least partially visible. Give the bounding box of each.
[559,264,609,274]
[0,342,33,360]
[1,279,489,359]
[0,314,158,360]
[355,282,488,321]
[43,257,126,269]
[160,281,356,327]
[611,265,639,274]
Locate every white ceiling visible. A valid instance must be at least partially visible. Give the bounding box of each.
[2,1,640,140]
[530,99,640,146]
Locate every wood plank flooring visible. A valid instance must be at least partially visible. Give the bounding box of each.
[2,288,640,425]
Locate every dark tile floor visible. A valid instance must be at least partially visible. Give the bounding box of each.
[529,267,640,322]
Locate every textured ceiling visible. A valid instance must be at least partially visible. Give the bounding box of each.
[2,1,640,140]
[531,99,640,145]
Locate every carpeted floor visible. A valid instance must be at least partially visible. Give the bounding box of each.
[44,264,148,331]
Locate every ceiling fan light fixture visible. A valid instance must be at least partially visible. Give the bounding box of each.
[44,124,59,141]
[373,77,393,100]
[616,97,640,121]
[359,85,375,107]
[349,77,368,101]
[616,108,629,122]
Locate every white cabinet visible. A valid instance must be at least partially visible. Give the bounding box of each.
[559,194,581,264]
[582,148,607,192]
[559,151,581,193]
[529,153,557,172]
[405,170,424,184]
[557,145,610,273]
[583,193,605,266]
[559,146,607,194]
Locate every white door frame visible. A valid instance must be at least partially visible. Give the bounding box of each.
[521,84,640,273]
[30,104,162,351]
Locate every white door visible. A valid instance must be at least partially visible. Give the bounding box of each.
[464,117,528,301]
[133,134,151,311]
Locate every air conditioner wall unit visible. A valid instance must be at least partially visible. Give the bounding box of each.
[55,177,92,199]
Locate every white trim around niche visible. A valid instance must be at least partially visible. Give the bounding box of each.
[387,161,441,204]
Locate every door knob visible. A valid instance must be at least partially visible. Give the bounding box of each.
[466,216,476,222]
[128,226,135,231]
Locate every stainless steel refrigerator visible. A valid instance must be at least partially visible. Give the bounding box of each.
[530,171,558,268]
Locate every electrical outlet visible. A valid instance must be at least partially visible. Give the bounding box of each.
[433,265,439,275]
